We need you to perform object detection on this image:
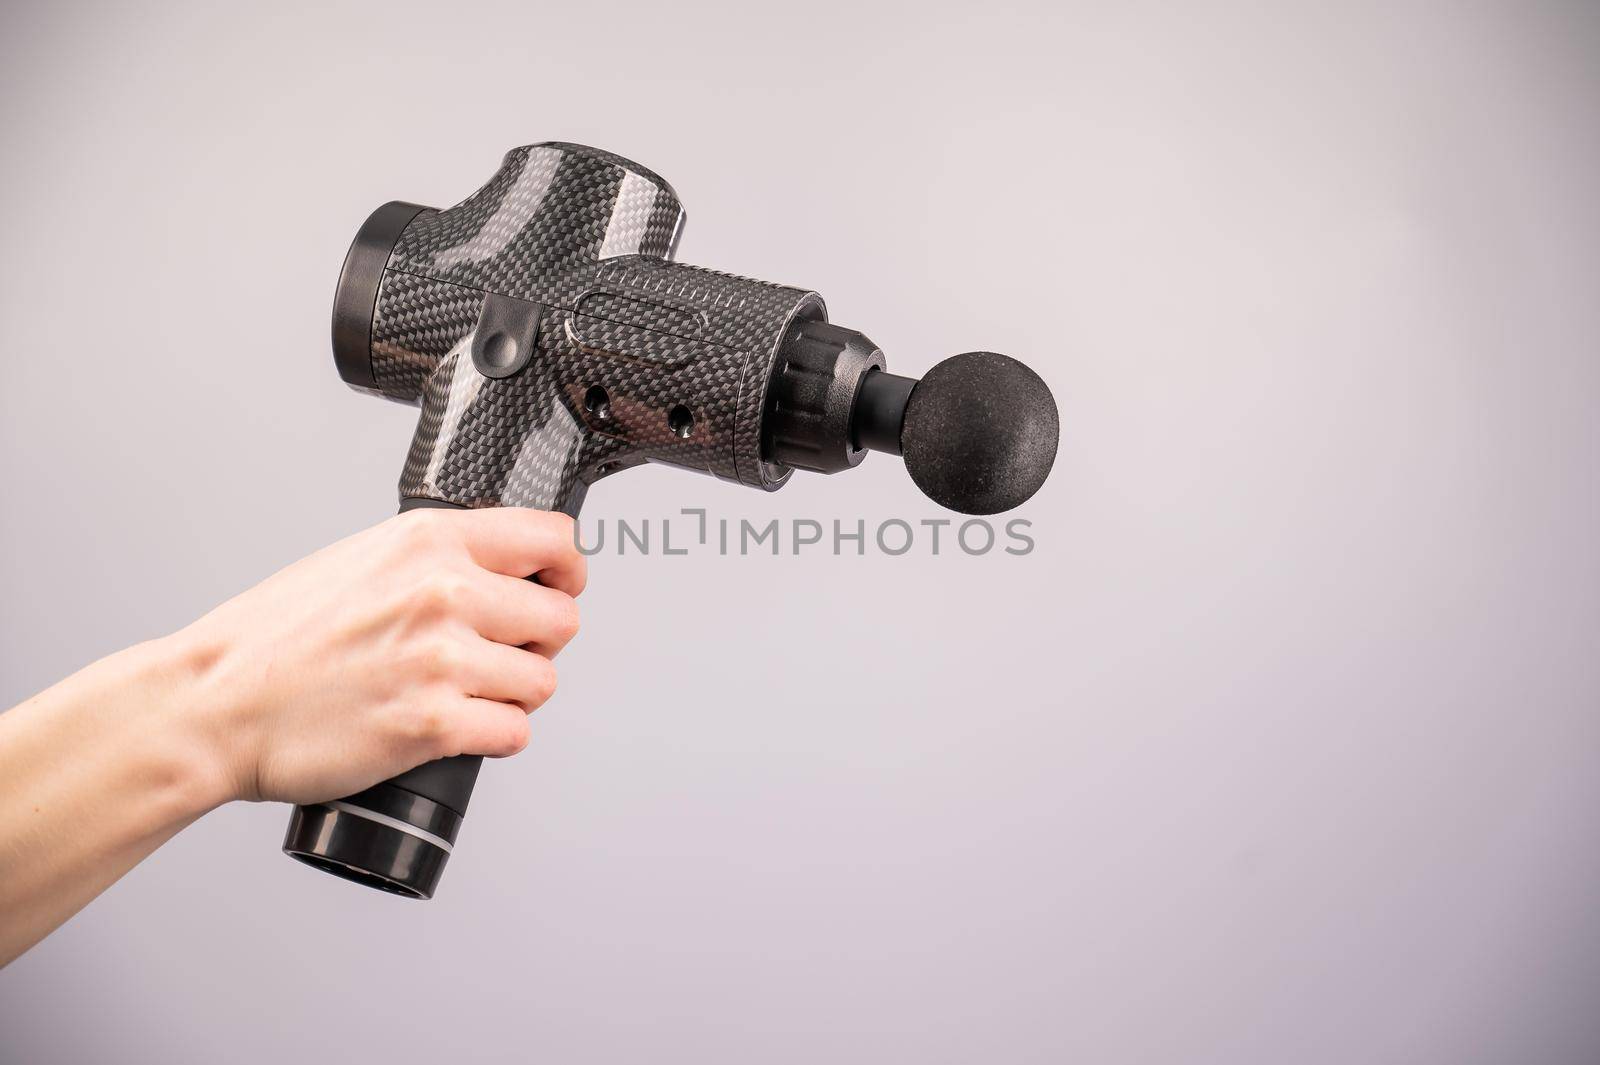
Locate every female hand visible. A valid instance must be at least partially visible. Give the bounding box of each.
[1,506,586,965]
[183,507,587,805]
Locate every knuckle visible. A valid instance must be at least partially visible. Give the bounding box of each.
[407,571,468,620]
[402,633,463,683]
[396,509,454,554]
[566,553,589,597]
[546,513,583,556]
[527,659,559,707]
[426,636,467,681]
[550,596,581,643]
[503,718,532,755]
[397,702,448,748]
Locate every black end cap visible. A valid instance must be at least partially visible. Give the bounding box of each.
[900,351,1059,515]
[283,781,462,900]
[332,200,432,391]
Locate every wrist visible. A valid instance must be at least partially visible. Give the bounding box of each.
[116,631,245,816]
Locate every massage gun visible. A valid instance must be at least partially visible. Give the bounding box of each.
[284,142,1060,898]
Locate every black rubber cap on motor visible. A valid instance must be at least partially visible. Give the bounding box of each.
[331,200,431,390]
[900,351,1059,515]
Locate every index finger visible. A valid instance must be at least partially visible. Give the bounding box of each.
[451,507,588,596]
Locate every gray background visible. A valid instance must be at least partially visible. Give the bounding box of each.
[2,1,1597,1062]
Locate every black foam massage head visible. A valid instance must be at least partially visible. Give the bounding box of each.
[766,323,1060,515]
[899,352,1059,515]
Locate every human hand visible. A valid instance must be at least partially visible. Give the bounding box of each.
[172,508,586,806]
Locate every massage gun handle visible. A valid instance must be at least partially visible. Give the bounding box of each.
[385,755,483,819]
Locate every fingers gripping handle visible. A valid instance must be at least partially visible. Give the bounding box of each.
[282,500,488,899]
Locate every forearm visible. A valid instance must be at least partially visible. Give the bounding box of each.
[0,635,230,967]
[0,509,583,966]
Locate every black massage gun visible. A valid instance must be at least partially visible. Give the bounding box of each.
[285,143,1060,898]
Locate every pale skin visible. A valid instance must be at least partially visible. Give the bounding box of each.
[0,507,585,967]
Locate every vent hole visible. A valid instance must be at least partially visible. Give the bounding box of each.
[668,405,695,439]
[584,385,611,420]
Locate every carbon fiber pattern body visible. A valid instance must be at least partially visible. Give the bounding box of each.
[364,143,823,511]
